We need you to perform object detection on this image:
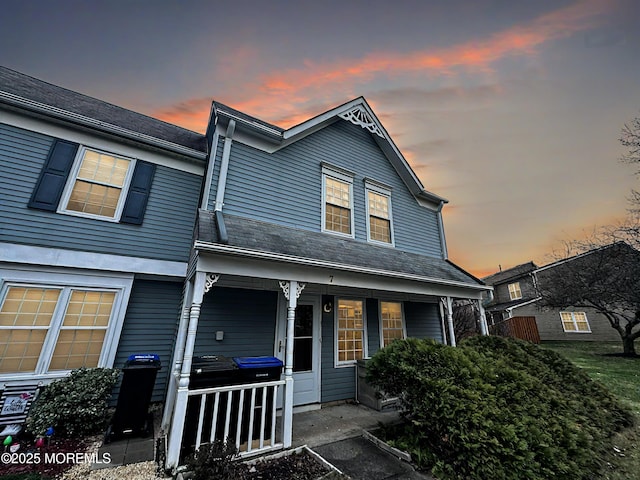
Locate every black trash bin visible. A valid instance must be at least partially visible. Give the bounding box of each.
[233,356,283,445]
[181,355,242,460]
[107,353,161,442]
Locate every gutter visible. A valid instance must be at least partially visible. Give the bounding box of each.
[211,120,236,244]
[0,91,207,160]
[194,240,491,292]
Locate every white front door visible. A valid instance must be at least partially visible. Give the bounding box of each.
[276,296,321,406]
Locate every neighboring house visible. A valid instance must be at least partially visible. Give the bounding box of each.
[163,98,490,468]
[0,66,207,404]
[0,67,491,468]
[483,256,619,342]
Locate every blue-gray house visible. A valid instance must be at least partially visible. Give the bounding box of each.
[0,66,206,405]
[163,98,490,467]
[0,66,490,469]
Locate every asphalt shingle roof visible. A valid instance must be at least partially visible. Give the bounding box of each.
[482,261,537,285]
[198,211,484,286]
[0,66,207,153]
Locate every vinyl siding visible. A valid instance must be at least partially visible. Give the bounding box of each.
[320,295,356,402]
[405,301,443,342]
[113,279,183,402]
[0,123,201,263]
[194,287,278,358]
[212,120,443,258]
[514,304,620,342]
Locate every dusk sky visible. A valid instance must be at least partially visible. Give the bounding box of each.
[2,0,639,277]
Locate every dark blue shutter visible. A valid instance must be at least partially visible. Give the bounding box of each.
[120,160,155,225]
[28,140,79,211]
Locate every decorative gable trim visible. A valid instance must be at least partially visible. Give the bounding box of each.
[338,106,384,138]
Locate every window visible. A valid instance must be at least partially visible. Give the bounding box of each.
[29,139,156,225]
[322,164,354,236]
[365,179,393,244]
[380,301,405,347]
[508,282,522,300]
[560,312,591,333]
[336,299,365,364]
[60,147,135,221]
[0,269,131,378]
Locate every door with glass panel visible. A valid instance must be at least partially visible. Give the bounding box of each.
[276,297,321,406]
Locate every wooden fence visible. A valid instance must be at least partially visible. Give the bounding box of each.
[489,316,540,344]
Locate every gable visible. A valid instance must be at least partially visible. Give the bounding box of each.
[210,118,444,258]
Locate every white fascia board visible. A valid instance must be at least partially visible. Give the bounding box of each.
[1,109,205,176]
[282,97,366,140]
[1,243,187,277]
[197,250,485,300]
[194,241,489,294]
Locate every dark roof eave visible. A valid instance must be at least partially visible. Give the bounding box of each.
[1,91,208,160]
[194,240,490,292]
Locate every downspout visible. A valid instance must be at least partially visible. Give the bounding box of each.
[200,130,220,209]
[437,201,448,259]
[212,120,236,244]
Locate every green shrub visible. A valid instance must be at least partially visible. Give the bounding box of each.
[366,337,634,480]
[27,367,119,438]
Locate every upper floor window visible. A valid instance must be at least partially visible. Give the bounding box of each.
[60,147,135,221]
[380,301,405,347]
[322,164,354,237]
[336,298,365,365]
[365,179,394,245]
[29,139,156,225]
[508,282,522,300]
[560,312,591,333]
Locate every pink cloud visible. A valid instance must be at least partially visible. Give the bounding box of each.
[153,0,616,131]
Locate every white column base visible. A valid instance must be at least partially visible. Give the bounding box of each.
[282,375,294,448]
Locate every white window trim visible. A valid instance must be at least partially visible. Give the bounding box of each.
[378,300,406,348]
[57,145,137,222]
[334,297,367,367]
[508,282,522,301]
[0,267,133,385]
[365,179,394,246]
[560,311,592,333]
[321,164,355,238]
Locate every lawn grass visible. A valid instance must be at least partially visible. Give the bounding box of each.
[541,341,640,480]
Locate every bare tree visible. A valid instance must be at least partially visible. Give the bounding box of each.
[452,299,480,341]
[538,238,640,356]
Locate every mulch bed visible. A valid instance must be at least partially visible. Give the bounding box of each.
[243,450,335,479]
[0,437,87,479]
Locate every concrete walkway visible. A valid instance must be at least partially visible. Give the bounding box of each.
[291,404,435,479]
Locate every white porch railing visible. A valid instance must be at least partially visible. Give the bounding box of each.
[182,379,286,460]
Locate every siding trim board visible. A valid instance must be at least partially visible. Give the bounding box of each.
[1,243,187,277]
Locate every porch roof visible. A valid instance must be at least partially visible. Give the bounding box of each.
[196,210,486,290]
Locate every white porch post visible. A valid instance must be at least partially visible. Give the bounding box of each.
[166,272,219,471]
[477,300,489,336]
[445,296,456,347]
[279,280,305,448]
[162,280,194,430]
